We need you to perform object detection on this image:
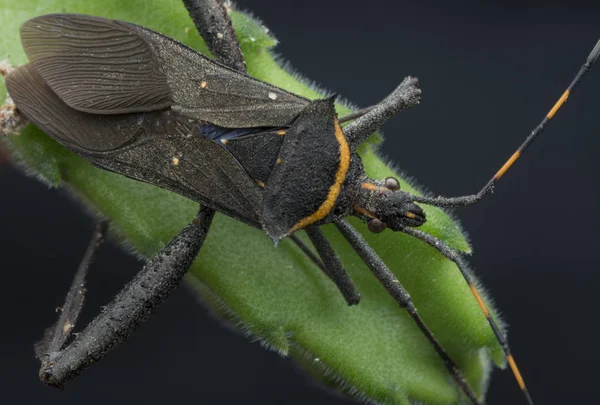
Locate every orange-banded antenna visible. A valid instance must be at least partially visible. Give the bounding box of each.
[492,39,600,182]
[409,39,600,405]
[414,38,600,209]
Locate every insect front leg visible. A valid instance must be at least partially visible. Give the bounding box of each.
[342,77,422,149]
[334,218,483,405]
[38,207,215,388]
[304,226,360,306]
[397,224,534,405]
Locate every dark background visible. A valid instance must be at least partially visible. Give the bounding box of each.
[1,0,598,403]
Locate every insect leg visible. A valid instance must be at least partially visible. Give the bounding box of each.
[334,218,482,405]
[38,207,215,389]
[182,1,362,308]
[412,39,600,209]
[291,232,360,305]
[338,106,374,124]
[35,220,109,360]
[397,224,534,405]
[290,234,325,269]
[342,77,421,149]
[305,226,360,306]
[182,0,246,72]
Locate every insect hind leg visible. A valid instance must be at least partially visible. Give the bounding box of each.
[35,220,109,361]
[39,2,247,389]
[182,0,246,72]
[38,207,215,388]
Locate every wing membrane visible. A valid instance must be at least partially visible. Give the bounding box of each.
[21,14,309,128]
[6,64,262,225]
[21,14,172,114]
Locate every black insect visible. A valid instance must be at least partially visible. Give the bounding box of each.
[4,1,599,404]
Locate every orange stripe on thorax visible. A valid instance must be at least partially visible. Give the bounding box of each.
[289,118,350,232]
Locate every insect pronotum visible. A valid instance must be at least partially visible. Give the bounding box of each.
[1,1,598,404]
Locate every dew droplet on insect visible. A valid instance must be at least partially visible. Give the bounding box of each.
[268,92,278,100]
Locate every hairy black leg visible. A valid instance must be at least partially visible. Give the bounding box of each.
[289,234,325,270]
[35,220,109,359]
[182,0,246,72]
[304,226,360,306]
[398,224,533,405]
[342,77,421,150]
[338,106,373,124]
[38,207,215,388]
[334,218,483,405]
[35,0,248,388]
[290,232,360,306]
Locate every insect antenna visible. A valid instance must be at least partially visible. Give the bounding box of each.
[412,38,600,209]
[398,225,533,405]
[334,218,484,405]
[400,37,600,405]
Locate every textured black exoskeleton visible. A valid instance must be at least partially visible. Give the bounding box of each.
[5,1,599,404]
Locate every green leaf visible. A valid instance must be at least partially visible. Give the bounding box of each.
[0,1,505,404]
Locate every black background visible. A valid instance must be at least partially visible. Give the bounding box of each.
[1,0,599,404]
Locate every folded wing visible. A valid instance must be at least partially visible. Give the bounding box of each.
[21,14,309,128]
[6,64,263,226]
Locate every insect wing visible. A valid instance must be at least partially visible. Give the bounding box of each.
[20,14,309,128]
[6,64,263,225]
[20,14,172,115]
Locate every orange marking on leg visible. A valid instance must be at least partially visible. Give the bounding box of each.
[547,89,570,119]
[469,283,490,318]
[494,150,521,180]
[507,355,526,390]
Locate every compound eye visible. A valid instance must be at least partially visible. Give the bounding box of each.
[367,218,385,233]
[384,177,400,191]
